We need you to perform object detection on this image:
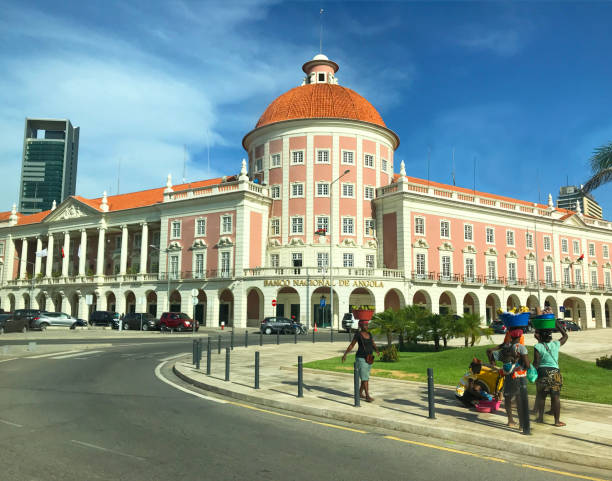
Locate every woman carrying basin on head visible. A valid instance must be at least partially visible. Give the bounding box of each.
[341,320,380,403]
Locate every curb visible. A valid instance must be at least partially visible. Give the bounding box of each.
[173,363,612,471]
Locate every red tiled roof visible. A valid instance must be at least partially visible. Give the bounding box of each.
[18,210,52,226]
[0,211,11,221]
[256,84,386,129]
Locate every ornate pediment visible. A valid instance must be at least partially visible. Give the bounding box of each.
[524,252,536,261]
[438,241,454,252]
[44,198,98,223]
[341,238,357,247]
[167,241,182,251]
[217,237,233,247]
[268,238,281,247]
[191,239,207,249]
[590,260,598,267]
[289,237,305,246]
[561,256,572,264]
[542,254,554,263]
[505,250,518,259]
[412,238,429,249]
[367,239,378,249]
[462,245,477,254]
[485,247,497,256]
[603,262,612,269]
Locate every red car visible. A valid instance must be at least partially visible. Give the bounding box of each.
[159,312,199,332]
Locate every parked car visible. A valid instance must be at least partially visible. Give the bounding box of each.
[555,320,581,332]
[12,309,42,329]
[73,319,88,329]
[490,321,507,335]
[341,313,359,332]
[122,312,159,331]
[89,311,119,327]
[32,312,79,330]
[159,312,198,332]
[0,313,29,333]
[260,316,294,335]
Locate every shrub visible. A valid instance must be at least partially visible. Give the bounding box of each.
[380,344,399,362]
[595,355,612,370]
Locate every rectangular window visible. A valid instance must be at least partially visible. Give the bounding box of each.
[292,252,302,273]
[440,220,450,238]
[0,243,4,256]
[222,215,232,234]
[564,267,570,285]
[134,233,142,248]
[271,254,279,267]
[316,149,330,163]
[506,230,515,246]
[441,255,451,278]
[271,219,280,236]
[341,183,354,197]
[271,185,281,199]
[195,253,205,278]
[604,245,609,258]
[364,219,375,236]
[525,232,533,249]
[316,216,329,233]
[573,240,580,255]
[342,151,354,164]
[465,258,474,279]
[291,183,304,197]
[575,268,582,285]
[464,224,473,241]
[317,252,328,269]
[381,159,388,171]
[487,260,496,281]
[545,265,553,284]
[291,150,304,164]
[170,255,179,278]
[115,236,122,249]
[508,261,517,281]
[364,154,374,167]
[589,243,595,257]
[561,239,568,253]
[528,264,535,283]
[172,220,181,239]
[605,271,611,288]
[196,218,206,236]
[342,217,354,235]
[221,252,230,277]
[416,253,426,276]
[343,253,354,267]
[364,186,374,200]
[415,217,425,235]
[255,158,263,171]
[543,236,551,251]
[486,227,495,244]
[271,153,281,167]
[365,255,375,268]
[291,217,303,234]
[591,270,598,287]
[316,182,329,196]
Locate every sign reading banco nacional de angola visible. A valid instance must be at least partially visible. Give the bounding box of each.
[263,279,384,288]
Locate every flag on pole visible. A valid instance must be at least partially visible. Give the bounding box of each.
[577,254,584,262]
[61,247,65,258]
[35,249,47,258]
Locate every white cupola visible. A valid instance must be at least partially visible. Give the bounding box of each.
[301,53,339,86]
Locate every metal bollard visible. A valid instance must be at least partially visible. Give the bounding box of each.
[331,327,334,343]
[225,347,230,381]
[231,330,234,351]
[259,330,263,346]
[196,339,201,370]
[255,351,260,389]
[245,331,248,348]
[192,339,197,365]
[354,361,360,407]
[519,379,531,435]
[218,334,221,354]
[276,329,280,345]
[206,337,211,375]
[298,355,303,398]
[312,328,315,343]
[294,330,297,344]
[427,368,435,419]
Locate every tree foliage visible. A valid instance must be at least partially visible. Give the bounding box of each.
[582,141,612,193]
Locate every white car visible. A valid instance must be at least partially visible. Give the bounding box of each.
[341,313,360,332]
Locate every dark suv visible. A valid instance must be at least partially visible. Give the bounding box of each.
[159,312,198,332]
[0,313,30,333]
[123,312,159,331]
[260,317,294,335]
[12,309,42,330]
[89,311,119,327]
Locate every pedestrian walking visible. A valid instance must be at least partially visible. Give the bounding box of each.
[487,329,530,428]
[534,320,568,427]
[341,320,380,402]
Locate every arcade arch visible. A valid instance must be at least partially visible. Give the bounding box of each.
[169,290,181,313]
[439,291,457,315]
[462,292,480,316]
[311,286,338,328]
[246,288,263,327]
[412,290,431,311]
[384,289,404,311]
[591,298,603,329]
[219,289,234,327]
[485,293,501,324]
[146,290,158,317]
[562,297,588,329]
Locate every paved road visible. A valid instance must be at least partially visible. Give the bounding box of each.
[0,340,609,481]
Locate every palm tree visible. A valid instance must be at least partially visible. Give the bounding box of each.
[456,313,487,347]
[582,141,612,193]
[401,304,430,344]
[370,309,399,346]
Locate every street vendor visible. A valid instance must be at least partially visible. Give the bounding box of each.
[487,329,531,429]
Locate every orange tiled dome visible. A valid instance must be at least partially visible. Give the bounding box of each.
[256,83,386,129]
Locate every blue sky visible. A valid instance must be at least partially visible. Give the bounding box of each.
[1,1,611,216]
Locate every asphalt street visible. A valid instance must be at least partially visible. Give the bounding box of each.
[0,339,609,481]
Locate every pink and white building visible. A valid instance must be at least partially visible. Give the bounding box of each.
[1,54,611,329]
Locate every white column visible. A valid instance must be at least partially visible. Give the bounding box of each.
[77,294,87,320]
[19,238,28,279]
[139,222,148,274]
[206,290,219,327]
[45,233,54,278]
[62,232,70,277]
[96,227,106,276]
[34,237,43,277]
[120,225,128,275]
[78,229,87,276]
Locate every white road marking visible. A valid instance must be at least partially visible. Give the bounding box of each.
[26,350,82,359]
[0,418,23,427]
[154,359,226,404]
[52,350,103,360]
[0,358,18,363]
[158,353,188,362]
[70,440,145,461]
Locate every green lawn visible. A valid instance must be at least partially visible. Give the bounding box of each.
[303,344,612,405]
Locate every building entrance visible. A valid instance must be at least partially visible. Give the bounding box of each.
[314,305,331,328]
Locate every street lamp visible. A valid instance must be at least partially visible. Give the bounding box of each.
[149,245,170,312]
[329,169,350,330]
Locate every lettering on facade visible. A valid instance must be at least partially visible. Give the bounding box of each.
[263,279,384,288]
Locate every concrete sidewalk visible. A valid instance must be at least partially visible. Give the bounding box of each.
[174,342,612,471]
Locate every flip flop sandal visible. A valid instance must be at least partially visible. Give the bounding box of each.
[554,422,566,427]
